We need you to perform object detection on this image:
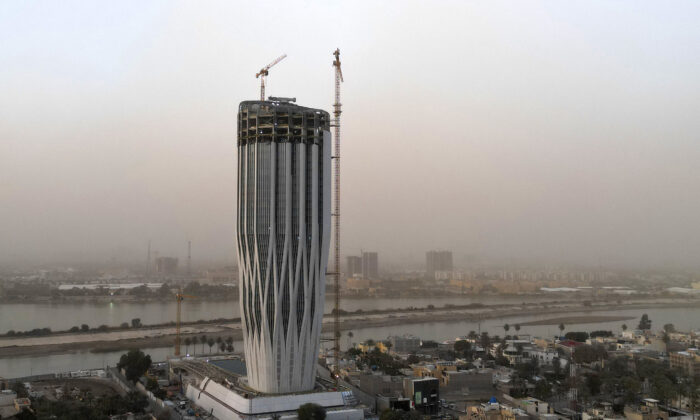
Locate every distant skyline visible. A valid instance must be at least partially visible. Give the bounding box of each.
[1,1,700,269]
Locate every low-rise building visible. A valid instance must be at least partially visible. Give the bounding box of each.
[530,349,559,365]
[512,397,551,417]
[465,400,529,420]
[403,377,439,415]
[390,335,421,354]
[442,370,493,397]
[358,374,404,397]
[669,348,700,378]
[624,399,668,420]
[582,402,623,420]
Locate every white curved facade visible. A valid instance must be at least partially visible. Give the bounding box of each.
[236,101,331,393]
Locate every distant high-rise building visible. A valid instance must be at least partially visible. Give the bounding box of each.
[236,99,331,393]
[346,256,362,276]
[426,250,453,276]
[362,251,379,279]
[155,257,178,275]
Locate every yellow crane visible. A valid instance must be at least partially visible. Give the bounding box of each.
[256,54,287,101]
[174,289,196,357]
[331,48,343,384]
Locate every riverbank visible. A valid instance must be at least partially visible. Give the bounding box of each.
[0,298,695,358]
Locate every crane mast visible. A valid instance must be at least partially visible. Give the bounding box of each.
[256,54,287,101]
[174,288,196,356]
[331,48,343,383]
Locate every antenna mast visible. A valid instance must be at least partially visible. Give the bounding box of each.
[331,48,344,383]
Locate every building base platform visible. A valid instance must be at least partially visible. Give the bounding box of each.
[185,376,364,420]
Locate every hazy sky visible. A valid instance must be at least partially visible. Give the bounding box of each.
[1,1,699,268]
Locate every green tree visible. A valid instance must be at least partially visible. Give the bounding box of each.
[454,340,472,359]
[573,344,608,364]
[117,349,152,383]
[298,403,326,420]
[663,323,675,333]
[81,323,90,332]
[638,313,652,330]
[201,334,207,353]
[682,377,699,420]
[553,357,562,379]
[208,338,215,353]
[586,374,602,395]
[380,409,422,420]
[11,381,28,398]
[184,337,191,355]
[621,324,628,332]
[480,332,490,349]
[503,324,510,334]
[558,323,565,336]
[533,380,552,400]
[564,332,589,342]
[131,318,142,328]
[192,336,199,355]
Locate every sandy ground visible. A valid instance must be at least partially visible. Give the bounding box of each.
[519,315,635,326]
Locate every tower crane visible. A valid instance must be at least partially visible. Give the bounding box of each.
[331,48,343,384]
[256,54,287,101]
[174,288,197,357]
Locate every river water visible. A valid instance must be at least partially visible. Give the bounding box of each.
[0,295,559,333]
[0,300,697,379]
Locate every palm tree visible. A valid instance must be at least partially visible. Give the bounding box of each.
[480,332,490,349]
[514,324,521,333]
[201,335,207,353]
[468,330,477,340]
[558,323,565,337]
[207,338,215,353]
[227,343,234,353]
[621,324,628,332]
[192,336,199,355]
[184,337,192,355]
[219,342,226,353]
[347,331,354,348]
[503,324,510,335]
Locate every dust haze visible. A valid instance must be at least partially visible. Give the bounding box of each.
[1,1,699,269]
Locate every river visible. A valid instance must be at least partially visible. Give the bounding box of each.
[0,295,560,333]
[0,304,697,379]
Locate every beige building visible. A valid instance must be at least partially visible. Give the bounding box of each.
[464,402,529,420]
[670,348,700,378]
[346,277,371,291]
[412,361,457,383]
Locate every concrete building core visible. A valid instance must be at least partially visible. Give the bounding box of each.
[236,99,331,393]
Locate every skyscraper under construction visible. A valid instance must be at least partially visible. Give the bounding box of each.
[236,99,331,393]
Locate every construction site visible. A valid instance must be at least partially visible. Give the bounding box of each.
[166,48,358,419]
